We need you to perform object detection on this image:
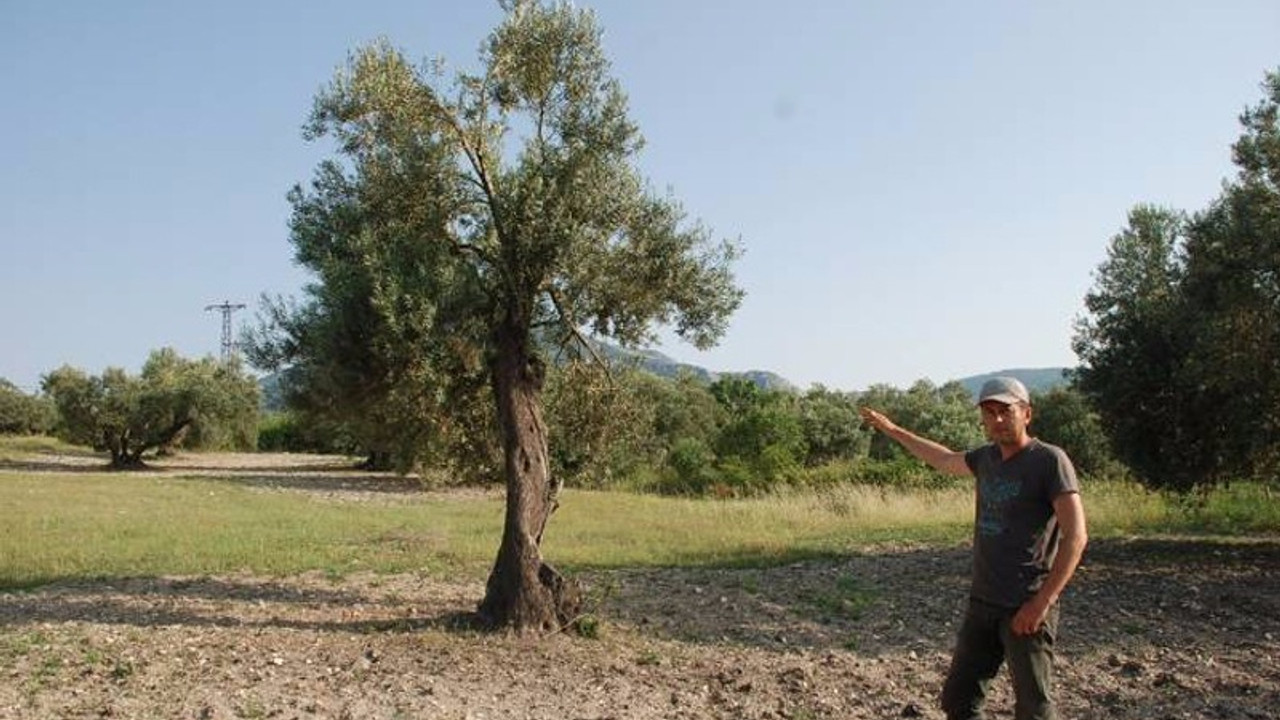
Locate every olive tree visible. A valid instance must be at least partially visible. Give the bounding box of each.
[266,1,741,630]
[41,349,260,468]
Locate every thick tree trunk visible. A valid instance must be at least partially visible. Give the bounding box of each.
[477,319,581,632]
[358,451,394,471]
[156,421,192,457]
[107,434,148,470]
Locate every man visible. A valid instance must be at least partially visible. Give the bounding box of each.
[859,377,1087,720]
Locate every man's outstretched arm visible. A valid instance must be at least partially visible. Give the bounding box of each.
[859,408,972,476]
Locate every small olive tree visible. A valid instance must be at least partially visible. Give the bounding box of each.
[42,349,260,468]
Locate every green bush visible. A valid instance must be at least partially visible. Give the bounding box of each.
[849,458,963,491]
[0,380,55,435]
[786,460,857,490]
[660,437,718,495]
[256,411,355,454]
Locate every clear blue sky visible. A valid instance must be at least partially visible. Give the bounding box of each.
[3,1,1277,393]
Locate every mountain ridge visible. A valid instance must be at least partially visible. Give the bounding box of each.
[600,343,1070,396]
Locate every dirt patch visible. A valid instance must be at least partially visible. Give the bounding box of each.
[2,454,1278,719]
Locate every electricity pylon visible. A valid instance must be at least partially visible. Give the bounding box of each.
[205,301,247,363]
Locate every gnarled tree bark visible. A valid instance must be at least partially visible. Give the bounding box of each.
[477,317,581,632]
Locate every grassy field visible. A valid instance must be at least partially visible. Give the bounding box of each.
[1,440,1277,591]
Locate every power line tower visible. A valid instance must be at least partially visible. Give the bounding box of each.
[205,301,247,363]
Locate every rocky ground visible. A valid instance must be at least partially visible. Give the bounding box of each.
[1,454,1277,719]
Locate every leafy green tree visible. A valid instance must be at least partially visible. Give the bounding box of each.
[639,370,724,453]
[1029,386,1117,478]
[0,379,55,435]
[860,380,982,460]
[709,376,806,491]
[543,361,659,488]
[263,1,741,630]
[1076,70,1280,492]
[797,385,868,466]
[664,435,719,494]
[42,350,260,468]
[1072,205,1201,490]
[626,370,724,493]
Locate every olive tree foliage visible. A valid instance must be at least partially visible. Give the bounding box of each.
[542,360,660,488]
[1075,69,1280,492]
[254,1,741,631]
[709,376,806,491]
[40,349,260,468]
[632,370,725,494]
[0,379,55,435]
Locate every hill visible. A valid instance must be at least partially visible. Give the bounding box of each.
[954,367,1071,399]
[595,344,795,391]
[257,344,796,410]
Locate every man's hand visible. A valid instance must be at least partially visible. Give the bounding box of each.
[859,407,897,434]
[858,407,971,477]
[1012,595,1051,636]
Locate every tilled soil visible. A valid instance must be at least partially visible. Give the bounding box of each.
[2,456,1277,719]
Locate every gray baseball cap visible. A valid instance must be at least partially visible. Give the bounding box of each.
[976,377,1030,406]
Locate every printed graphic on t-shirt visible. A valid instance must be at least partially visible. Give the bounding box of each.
[977,475,1019,536]
[1026,517,1059,570]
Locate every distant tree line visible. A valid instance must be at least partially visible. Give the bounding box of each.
[1,346,1111,489]
[246,359,1115,495]
[0,379,55,435]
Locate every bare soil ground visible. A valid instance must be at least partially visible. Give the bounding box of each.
[2,454,1277,719]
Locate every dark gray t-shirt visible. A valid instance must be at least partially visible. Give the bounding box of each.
[963,438,1080,609]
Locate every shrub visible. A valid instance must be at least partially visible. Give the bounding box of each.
[660,437,718,495]
[0,380,55,435]
[850,457,962,491]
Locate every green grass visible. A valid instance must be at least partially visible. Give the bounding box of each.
[545,484,974,570]
[0,472,504,589]
[1,447,1277,590]
[0,434,91,460]
[1085,478,1280,536]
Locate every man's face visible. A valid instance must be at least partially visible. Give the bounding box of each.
[979,400,1031,446]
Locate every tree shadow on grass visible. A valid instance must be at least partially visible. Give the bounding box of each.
[0,457,114,473]
[0,574,485,636]
[174,471,434,496]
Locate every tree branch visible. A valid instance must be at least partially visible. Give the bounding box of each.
[545,285,610,378]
